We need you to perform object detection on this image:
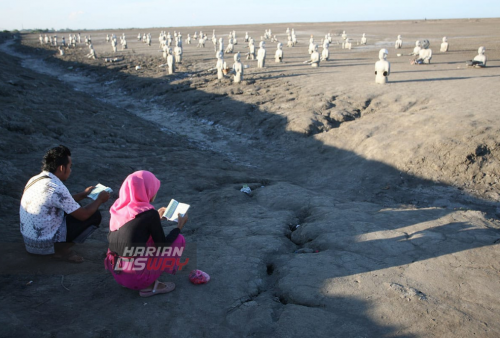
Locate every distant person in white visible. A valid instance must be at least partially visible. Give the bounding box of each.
[375,49,390,84]
[216,50,225,80]
[275,42,284,63]
[233,52,243,83]
[309,44,320,67]
[321,43,329,61]
[174,41,183,64]
[395,35,403,49]
[467,46,487,67]
[167,48,175,74]
[257,41,266,68]
[360,33,367,45]
[20,146,109,262]
[411,39,432,64]
[344,38,352,50]
[247,38,256,60]
[412,40,421,56]
[440,37,449,52]
[225,37,234,54]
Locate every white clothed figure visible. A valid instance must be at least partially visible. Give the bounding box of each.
[395,35,403,49]
[440,37,449,52]
[323,36,329,49]
[174,42,183,64]
[218,37,224,55]
[275,43,284,63]
[287,35,293,48]
[375,49,390,84]
[44,35,49,44]
[344,38,352,50]
[342,31,347,41]
[286,27,290,35]
[247,38,256,60]
[87,46,96,59]
[193,31,198,40]
[321,43,329,61]
[308,35,315,54]
[361,33,367,45]
[470,46,487,67]
[187,34,191,45]
[418,39,432,63]
[77,33,81,43]
[121,37,127,50]
[39,35,43,45]
[257,41,266,68]
[167,48,175,74]
[309,44,320,67]
[225,38,234,53]
[212,35,217,49]
[292,32,297,46]
[106,34,110,42]
[412,41,421,55]
[216,50,225,80]
[233,52,243,83]
[163,44,169,59]
[244,32,249,42]
[137,33,141,41]
[58,47,65,56]
[197,36,206,48]
[412,40,432,64]
[111,39,117,52]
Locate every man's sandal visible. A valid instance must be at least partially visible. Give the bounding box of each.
[139,280,176,298]
[53,250,84,263]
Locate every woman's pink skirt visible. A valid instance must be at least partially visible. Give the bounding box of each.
[104,235,186,290]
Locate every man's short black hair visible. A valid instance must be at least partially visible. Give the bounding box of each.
[42,145,71,173]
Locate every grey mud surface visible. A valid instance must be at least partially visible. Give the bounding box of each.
[1,18,500,338]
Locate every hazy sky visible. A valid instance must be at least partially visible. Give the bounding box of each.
[1,0,498,31]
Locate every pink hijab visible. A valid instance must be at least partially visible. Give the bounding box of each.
[109,171,161,231]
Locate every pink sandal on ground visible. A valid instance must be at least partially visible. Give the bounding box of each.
[139,280,175,297]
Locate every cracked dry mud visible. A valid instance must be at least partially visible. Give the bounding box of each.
[1,18,500,338]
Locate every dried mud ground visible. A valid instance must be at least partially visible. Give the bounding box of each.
[1,18,500,337]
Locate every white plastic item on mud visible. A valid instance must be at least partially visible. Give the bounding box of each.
[240,185,251,194]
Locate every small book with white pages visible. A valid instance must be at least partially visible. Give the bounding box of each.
[88,183,113,200]
[163,199,190,222]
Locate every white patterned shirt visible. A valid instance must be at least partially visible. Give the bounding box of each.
[20,171,81,254]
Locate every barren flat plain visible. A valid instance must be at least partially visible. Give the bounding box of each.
[1,18,500,337]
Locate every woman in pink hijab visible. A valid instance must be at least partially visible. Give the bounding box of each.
[104,171,187,297]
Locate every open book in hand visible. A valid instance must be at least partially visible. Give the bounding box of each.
[163,199,190,222]
[88,183,113,200]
